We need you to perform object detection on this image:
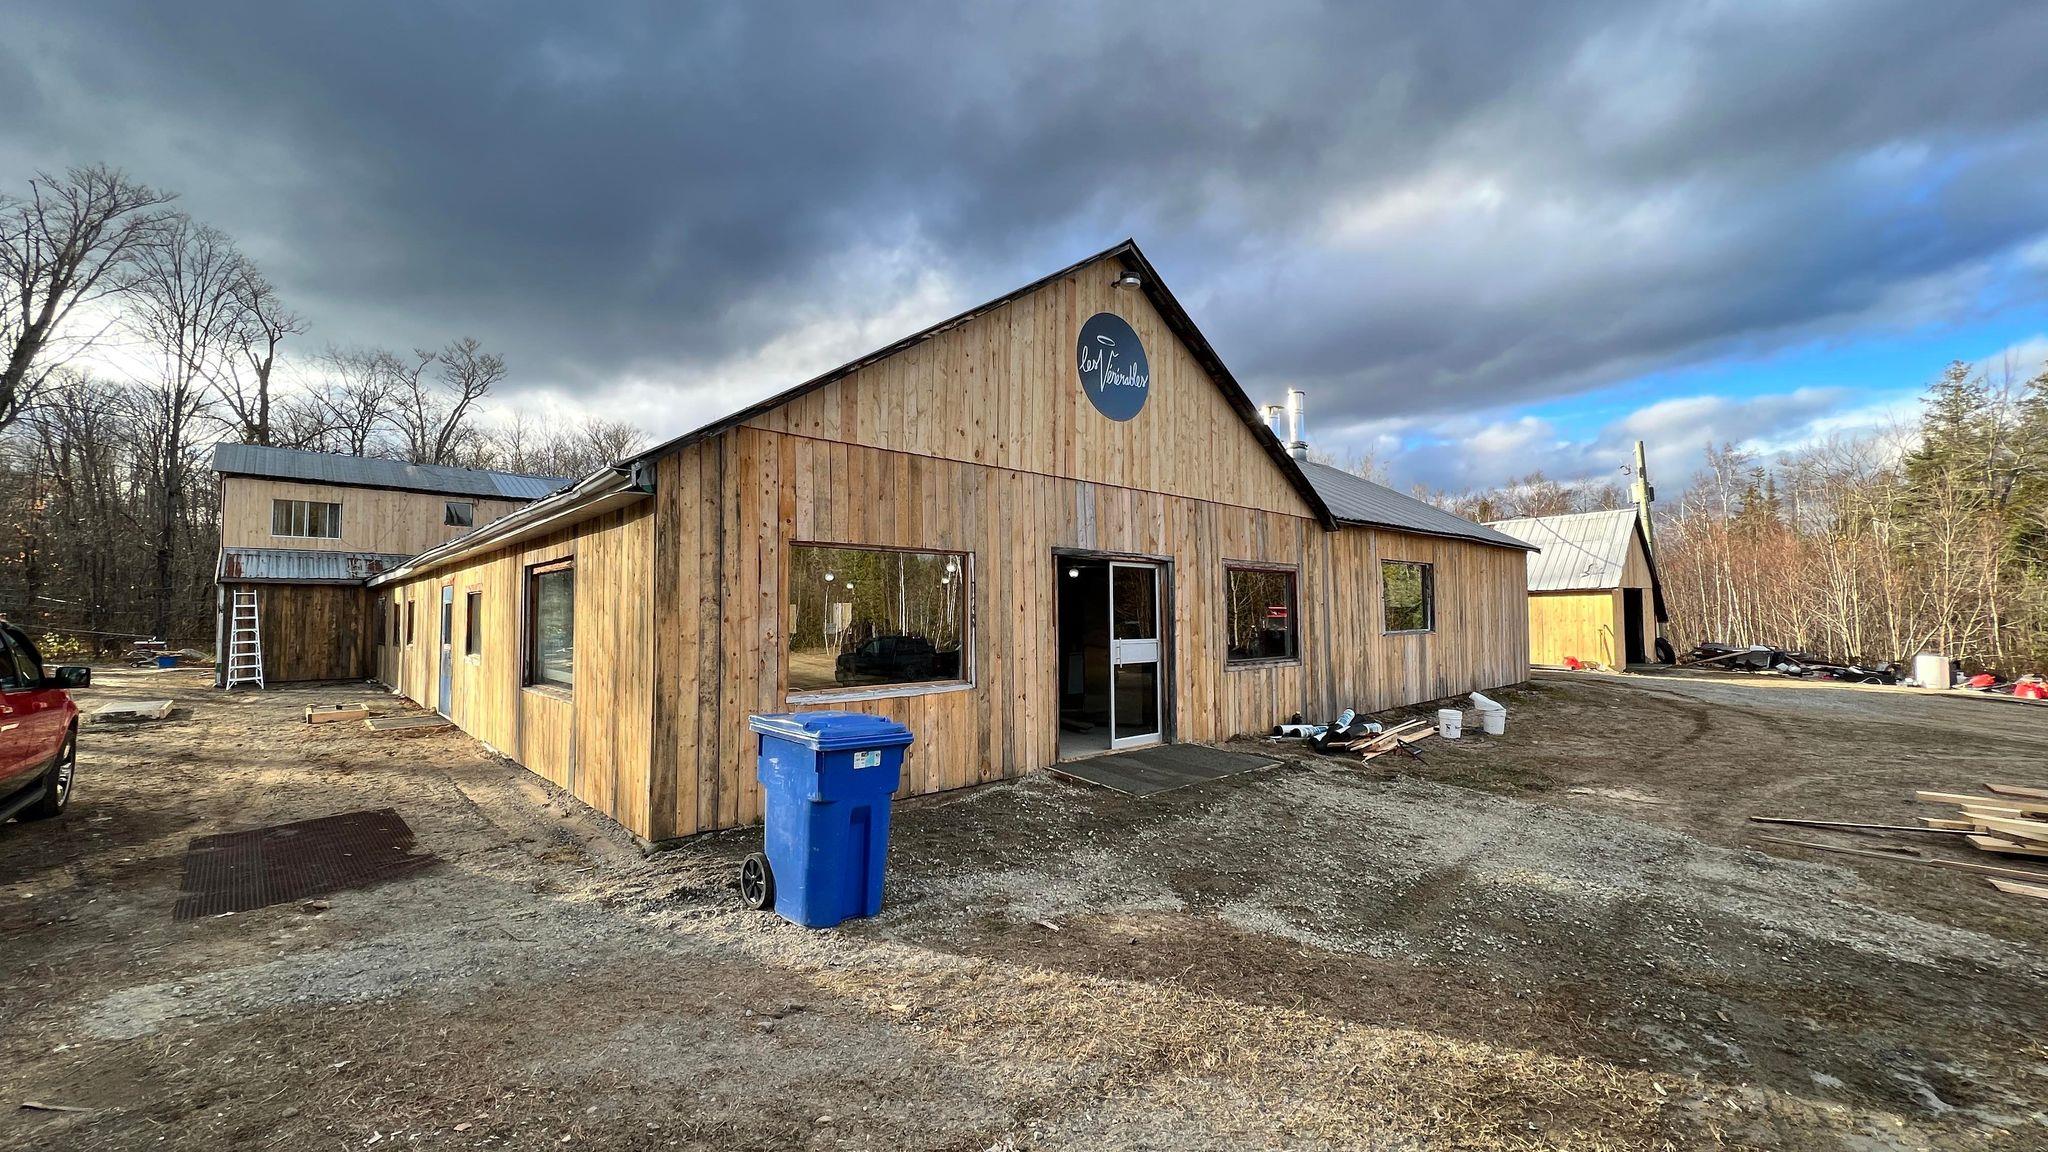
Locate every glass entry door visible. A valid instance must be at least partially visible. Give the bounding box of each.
[1108,562,1162,748]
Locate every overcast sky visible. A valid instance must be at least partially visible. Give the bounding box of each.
[6,2,2047,494]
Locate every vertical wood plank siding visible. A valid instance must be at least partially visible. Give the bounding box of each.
[376,255,1527,843]
[224,582,374,682]
[220,477,528,555]
[377,504,656,837]
[643,428,1527,840]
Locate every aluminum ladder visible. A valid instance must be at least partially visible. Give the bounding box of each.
[225,588,265,690]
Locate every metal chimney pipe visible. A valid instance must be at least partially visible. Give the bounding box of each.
[1259,404,1285,435]
[1285,389,1308,460]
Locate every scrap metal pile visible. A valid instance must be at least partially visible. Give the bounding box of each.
[1680,641,1900,684]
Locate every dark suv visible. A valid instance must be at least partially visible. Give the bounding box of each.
[0,623,90,824]
[835,634,940,685]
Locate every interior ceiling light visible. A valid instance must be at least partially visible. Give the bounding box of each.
[1067,567,1080,578]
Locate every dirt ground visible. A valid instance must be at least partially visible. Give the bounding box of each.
[3,667,2046,1150]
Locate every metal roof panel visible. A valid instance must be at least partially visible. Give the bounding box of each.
[1484,509,1639,590]
[218,547,414,583]
[211,444,569,500]
[1298,462,1535,550]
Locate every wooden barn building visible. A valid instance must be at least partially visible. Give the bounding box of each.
[221,241,1534,845]
[1485,508,1667,668]
[210,444,567,685]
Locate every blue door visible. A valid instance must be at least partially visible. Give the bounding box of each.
[437,585,454,719]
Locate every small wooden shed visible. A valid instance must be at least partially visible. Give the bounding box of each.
[1485,508,1667,668]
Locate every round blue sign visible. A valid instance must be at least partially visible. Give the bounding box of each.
[1076,312,1151,421]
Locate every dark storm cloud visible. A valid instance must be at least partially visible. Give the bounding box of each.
[5,1,2047,433]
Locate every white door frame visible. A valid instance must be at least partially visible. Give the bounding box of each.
[1107,561,1163,749]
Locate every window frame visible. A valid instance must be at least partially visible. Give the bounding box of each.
[784,541,975,704]
[270,498,343,540]
[404,597,416,647]
[1380,559,1436,635]
[523,559,575,693]
[445,500,475,528]
[1222,562,1301,668]
[463,588,483,658]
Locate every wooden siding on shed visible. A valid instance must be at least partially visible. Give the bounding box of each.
[1528,590,1621,668]
[224,582,373,683]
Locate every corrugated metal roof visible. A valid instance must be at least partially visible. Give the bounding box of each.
[1298,462,1535,550]
[211,444,570,500]
[218,547,414,583]
[1484,509,1641,590]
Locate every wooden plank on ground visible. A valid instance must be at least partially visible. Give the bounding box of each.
[364,713,451,733]
[1922,818,1977,830]
[1988,878,2048,901]
[1967,834,2048,859]
[1972,814,2048,845]
[1985,784,2048,801]
[1916,790,2048,815]
[307,704,371,725]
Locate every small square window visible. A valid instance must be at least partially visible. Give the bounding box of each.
[445,501,475,528]
[1382,560,1435,633]
[1225,566,1298,664]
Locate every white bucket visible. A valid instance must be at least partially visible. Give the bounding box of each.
[1437,709,1462,739]
[1479,709,1506,736]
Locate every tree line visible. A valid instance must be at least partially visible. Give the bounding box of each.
[1429,359,2048,676]
[1,165,647,654]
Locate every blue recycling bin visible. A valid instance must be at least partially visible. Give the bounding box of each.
[744,712,915,928]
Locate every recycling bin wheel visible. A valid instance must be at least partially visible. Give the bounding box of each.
[738,852,775,911]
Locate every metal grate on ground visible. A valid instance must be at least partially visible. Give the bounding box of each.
[172,808,436,920]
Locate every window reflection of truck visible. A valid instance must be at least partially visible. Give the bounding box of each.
[834,635,959,685]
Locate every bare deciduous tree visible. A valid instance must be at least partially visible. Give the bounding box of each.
[0,165,175,432]
[393,337,502,466]
[209,263,304,445]
[126,215,243,639]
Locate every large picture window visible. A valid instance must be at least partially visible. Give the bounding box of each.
[1382,560,1435,633]
[272,498,342,539]
[526,562,574,689]
[1225,566,1298,664]
[788,545,967,694]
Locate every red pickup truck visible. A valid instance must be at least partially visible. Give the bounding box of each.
[0,623,90,825]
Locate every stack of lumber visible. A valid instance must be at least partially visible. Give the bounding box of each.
[1915,785,2048,899]
[1914,786,2048,860]
[1350,719,1435,762]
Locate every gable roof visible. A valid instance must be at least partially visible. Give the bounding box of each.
[1299,461,1535,550]
[212,444,570,501]
[1484,508,1668,621]
[627,239,1337,529]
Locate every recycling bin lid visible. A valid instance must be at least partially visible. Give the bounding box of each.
[749,711,915,751]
